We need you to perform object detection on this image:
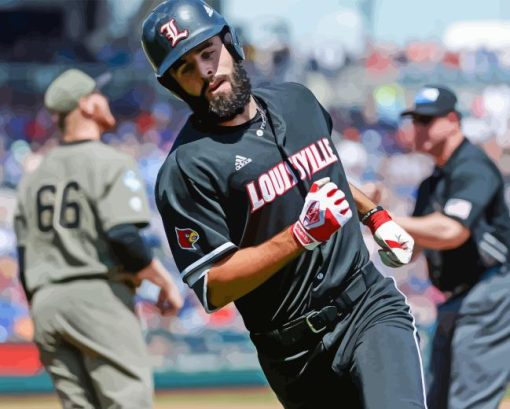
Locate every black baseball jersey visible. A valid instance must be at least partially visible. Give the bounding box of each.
[14,140,151,293]
[413,138,510,291]
[156,82,371,332]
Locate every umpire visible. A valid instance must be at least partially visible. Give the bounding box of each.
[396,85,510,409]
[13,69,183,409]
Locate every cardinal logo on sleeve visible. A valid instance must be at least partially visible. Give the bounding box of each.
[175,227,200,250]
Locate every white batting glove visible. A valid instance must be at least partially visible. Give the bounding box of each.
[292,177,353,250]
[362,207,414,267]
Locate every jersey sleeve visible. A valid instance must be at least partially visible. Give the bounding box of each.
[442,162,500,229]
[319,102,333,134]
[96,156,151,231]
[155,156,237,312]
[285,82,333,134]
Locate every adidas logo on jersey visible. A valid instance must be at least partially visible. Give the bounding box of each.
[235,155,252,171]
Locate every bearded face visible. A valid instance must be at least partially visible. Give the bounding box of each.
[166,36,253,124]
[178,61,252,124]
[203,62,252,122]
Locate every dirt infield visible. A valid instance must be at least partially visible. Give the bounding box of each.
[0,387,508,409]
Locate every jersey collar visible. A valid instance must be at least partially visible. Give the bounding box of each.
[440,137,469,174]
[187,89,288,146]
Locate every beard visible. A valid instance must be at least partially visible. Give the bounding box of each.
[207,62,251,121]
[192,62,252,124]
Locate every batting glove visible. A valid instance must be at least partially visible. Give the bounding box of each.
[292,177,353,250]
[362,207,414,267]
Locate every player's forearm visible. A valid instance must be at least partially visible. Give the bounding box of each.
[349,182,377,217]
[207,227,304,308]
[137,259,172,287]
[394,213,470,250]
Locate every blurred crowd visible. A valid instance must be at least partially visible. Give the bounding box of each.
[1,34,510,373]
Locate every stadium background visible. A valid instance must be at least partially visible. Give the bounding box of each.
[0,0,509,406]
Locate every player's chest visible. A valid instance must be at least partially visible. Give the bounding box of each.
[222,133,339,213]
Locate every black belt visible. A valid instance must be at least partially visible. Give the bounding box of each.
[252,262,380,349]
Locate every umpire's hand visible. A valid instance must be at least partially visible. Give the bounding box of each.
[137,259,184,315]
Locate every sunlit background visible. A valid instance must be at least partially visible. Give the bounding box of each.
[0,0,510,396]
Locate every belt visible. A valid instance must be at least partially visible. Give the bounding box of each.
[252,262,380,349]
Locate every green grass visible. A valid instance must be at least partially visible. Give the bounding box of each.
[156,387,279,404]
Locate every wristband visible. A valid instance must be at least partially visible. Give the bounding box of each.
[360,206,384,224]
[362,206,392,234]
[290,222,320,250]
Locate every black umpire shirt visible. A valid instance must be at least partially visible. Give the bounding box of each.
[413,138,510,292]
[156,82,371,333]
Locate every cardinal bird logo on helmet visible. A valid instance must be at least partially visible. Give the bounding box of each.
[175,227,200,250]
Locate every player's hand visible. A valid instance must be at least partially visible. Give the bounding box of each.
[362,208,414,267]
[292,177,353,250]
[360,182,383,203]
[136,258,184,315]
[156,280,184,316]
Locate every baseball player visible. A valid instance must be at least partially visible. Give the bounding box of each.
[394,86,510,409]
[13,69,183,409]
[141,1,427,408]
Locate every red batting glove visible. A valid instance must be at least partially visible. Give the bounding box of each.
[362,207,414,267]
[292,177,353,250]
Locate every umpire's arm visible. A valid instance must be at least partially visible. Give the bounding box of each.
[394,213,469,250]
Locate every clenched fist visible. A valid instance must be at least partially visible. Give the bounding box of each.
[362,207,414,267]
[292,177,353,250]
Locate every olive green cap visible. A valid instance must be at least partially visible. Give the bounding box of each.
[44,69,111,113]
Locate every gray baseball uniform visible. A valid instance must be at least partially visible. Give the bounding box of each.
[14,140,154,409]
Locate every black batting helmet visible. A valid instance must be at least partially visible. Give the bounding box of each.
[141,0,244,80]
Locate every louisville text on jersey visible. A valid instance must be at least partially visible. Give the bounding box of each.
[246,138,338,212]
